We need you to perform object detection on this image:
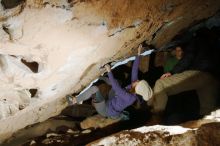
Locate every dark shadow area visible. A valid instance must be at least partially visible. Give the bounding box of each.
[65,104,152,146]
[21,59,39,73]
[61,104,97,121]
[22,103,152,146]
[29,89,38,97]
[1,0,25,9]
[163,90,201,125]
[142,52,164,87]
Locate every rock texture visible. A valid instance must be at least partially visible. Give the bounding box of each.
[89,125,196,146]
[88,109,220,146]
[0,0,220,143]
[88,123,220,146]
[80,114,120,129]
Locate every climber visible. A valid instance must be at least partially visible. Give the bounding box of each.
[148,29,220,116]
[66,44,153,120]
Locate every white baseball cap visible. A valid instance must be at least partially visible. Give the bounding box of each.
[135,80,153,101]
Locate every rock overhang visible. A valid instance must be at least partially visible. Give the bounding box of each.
[0,0,220,143]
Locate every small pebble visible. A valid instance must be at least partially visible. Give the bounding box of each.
[67,129,79,134]
[81,129,91,134]
[46,133,59,138]
[56,139,64,143]
[29,140,36,145]
[42,138,52,144]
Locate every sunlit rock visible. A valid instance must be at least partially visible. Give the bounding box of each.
[89,125,196,146]
[89,123,220,146]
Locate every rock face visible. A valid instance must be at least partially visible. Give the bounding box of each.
[88,109,220,146]
[88,125,196,146]
[88,122,220,146]
[0,0,220,143]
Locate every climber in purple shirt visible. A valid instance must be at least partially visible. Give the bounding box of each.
[66,44,153,120]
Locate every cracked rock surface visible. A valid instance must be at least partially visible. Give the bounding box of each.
[0,0,220,143]
[89,109,220,146]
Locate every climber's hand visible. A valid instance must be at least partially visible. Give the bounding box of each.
[104,64,111,73]
[138,44,143,56]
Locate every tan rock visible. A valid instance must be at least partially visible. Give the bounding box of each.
[80,114,120,129]
[81,129,92,134]
[88,111,220,146]
[88,125,196,146]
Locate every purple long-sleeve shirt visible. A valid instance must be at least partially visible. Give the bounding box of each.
[106,56,140,117]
